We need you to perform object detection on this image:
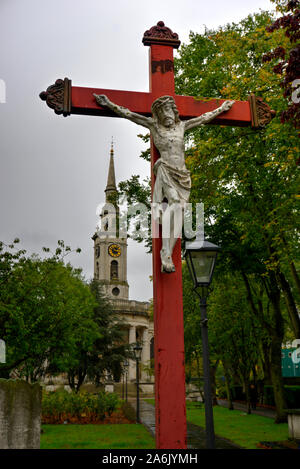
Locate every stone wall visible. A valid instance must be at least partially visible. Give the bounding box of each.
[0,379,41,449]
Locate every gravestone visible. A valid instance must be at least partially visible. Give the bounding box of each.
[0,379,41,449]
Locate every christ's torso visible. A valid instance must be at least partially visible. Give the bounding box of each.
[151,121,186,171]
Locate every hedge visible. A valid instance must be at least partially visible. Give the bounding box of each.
[220,385,300,408]
[42,389,119,423]
[263,385,300,408]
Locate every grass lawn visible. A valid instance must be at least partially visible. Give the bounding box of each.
[145,400,289,449]
[40,424,155,449]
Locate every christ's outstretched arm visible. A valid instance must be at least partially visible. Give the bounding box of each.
[93,94,152,129]
[184,100,234,131]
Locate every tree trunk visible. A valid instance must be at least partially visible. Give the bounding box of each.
[195,353,204,402]
[276,270,300,339]
[68,372,75,391]
[244,379,251,414]
[223,361,234,410]
[269,338,287,423]
[75,371,86,393]
[267,275,287,423]
[210,360,219,406]
[290,261,300,296]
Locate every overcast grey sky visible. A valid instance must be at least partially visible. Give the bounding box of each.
[0,0,274,301]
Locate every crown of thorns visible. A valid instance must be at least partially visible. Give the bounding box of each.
[151,96,179,120]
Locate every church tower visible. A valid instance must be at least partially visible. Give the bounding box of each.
[93,142,129,300]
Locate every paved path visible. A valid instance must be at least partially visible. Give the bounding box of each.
[130,400,241,449]
[217,399,276,419]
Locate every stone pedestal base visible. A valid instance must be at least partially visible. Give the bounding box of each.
[105,384,114,393]
[287,410,300,441]
[0,379,41,449]
[139,383,155,395]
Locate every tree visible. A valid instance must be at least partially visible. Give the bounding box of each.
[262,0,300,129]
[117,8,299,422]
[0,239,96,379]
[208,272,267,414]
[174,9,299,421]
[182,262,203,397]
[59,279,132,392]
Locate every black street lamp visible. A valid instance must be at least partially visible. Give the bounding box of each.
[123,359,129,402]
[184,238,220,450]
[133,343,142,423]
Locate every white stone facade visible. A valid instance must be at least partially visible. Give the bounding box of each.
[93,144,154,387]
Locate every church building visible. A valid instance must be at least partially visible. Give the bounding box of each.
[92,143,154,392]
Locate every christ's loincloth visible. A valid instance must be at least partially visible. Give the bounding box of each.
[152,159,191,222]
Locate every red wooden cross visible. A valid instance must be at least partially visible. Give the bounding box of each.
[40,21,274,449]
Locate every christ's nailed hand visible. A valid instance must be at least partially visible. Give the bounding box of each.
[93,93,109,107]
[221,100,235,112]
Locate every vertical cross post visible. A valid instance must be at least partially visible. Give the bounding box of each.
[143,22,187,449]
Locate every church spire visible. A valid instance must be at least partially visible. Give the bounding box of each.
[105,138,117,202]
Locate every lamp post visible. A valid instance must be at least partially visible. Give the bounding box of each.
[123,360,129,402]
[184,238,220,450]
[133,343,142,423]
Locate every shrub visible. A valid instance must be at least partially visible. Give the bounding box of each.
[42,389,120,423]
[121,401,136,422]
[263,385,300,408]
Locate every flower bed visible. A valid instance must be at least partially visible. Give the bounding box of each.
[42,389,127,424]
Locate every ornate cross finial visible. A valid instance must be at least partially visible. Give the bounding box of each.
[39,78,72,116]
[142,21,180,48]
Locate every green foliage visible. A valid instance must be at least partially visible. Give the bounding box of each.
[182,262,201,362]
[118,174,152,251]
[42,389,119,422]
[0,240,96,379]
[60,279,132,392]
[176,9,299,420]
[115,7,299,419]
[208,273,266,379]
[141,359,155,380]
[264,385,300,408]
[121,401,136,422]
[262,0,300,128]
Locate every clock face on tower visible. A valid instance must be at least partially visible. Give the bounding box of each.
[108,244,121,258]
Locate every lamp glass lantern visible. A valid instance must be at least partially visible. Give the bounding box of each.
[133,343,142,361]
[184,239,220,291]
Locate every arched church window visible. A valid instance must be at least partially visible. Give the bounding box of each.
[95,245,100,258]
[111,260,118,279]
[96,262,99,279]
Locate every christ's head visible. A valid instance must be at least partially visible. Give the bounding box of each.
[152,96,180,128]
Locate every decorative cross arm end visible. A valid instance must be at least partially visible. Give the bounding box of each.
[40,78,72,117]
[142,21,181,49]
[249,94,276,129]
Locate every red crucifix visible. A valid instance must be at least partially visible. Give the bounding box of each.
[40,21,274,449]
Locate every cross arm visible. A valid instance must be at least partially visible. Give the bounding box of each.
[39,78,275,129]
[39,78,153,118]
[184,100,234,131]
[93,93,152,129]
[176,95,275,128]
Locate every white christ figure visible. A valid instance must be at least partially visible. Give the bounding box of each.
[94,93,234,273]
